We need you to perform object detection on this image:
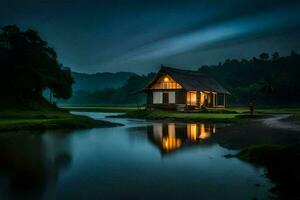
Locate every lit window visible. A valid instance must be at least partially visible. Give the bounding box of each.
[187,91,197,105]
[150,75,182,89]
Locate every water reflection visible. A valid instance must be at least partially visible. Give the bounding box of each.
[0,131,72,199]
[148,123,216,153]
[0,113,273,199]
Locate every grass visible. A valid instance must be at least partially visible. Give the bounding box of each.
[230,106,300,122]
[61,104,300,114]
[228,106,300,115]
[0,114,122,132]
[232,144,300,199]
[236,144,284,162]
[112,109,239,123]
[61,104,300,123]
[0,101,123,132]
[59,104,140,113]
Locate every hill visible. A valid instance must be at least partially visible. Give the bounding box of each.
[65,52,300,106]
[61,73,155,105]
[72,71,137,91]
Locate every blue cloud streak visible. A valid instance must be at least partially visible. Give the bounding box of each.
[105,5,300,66]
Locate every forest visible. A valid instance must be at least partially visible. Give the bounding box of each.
[0,25,73,105]
[63,52,300,106]
[1,25,299,107]
[199,52,300,105]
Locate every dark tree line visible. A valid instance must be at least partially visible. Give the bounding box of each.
[62,73,155,105]
[65,51,300,106]
[0,25,73,103]
[199,52,300,105]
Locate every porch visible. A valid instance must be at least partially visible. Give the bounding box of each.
[185,91,226,111]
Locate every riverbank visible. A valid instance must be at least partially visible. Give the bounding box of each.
[4,104,300,198]
[60,104,140,113]
[0,111,274,200]
[109,109,300,198]
[0,102,123,132]
[0,114,122,132]
[62,105,300,124]
[226,144,300,199]
[218,115,300,200]
[111,109,239,123]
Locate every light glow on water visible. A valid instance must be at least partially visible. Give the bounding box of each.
[0,112,273,200]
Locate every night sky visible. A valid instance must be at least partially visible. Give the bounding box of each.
[1,0,300,74]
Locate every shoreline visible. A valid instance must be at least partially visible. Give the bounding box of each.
[108,109,241,123]
[0,111,123,132]
[1,107,299,198]
[217,117,300,200]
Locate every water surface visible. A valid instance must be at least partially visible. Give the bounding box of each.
[0,112,273,200]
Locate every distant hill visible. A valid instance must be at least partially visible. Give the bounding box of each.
[67,52,300,106]
[72,71,137,91]
[60,73,155,105]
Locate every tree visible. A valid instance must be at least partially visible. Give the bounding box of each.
[290,50,297,56]
[259,53,269,60]
[272,52,280,61]
[51,67,74,100]
[0,25,74,102]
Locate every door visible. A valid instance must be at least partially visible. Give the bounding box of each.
[163,92,169,104]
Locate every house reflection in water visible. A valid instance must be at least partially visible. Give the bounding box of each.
[187,123,216,141]
[152,123,182,152]
[148,123,216,153]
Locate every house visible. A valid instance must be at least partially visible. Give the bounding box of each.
[144,66,230,110]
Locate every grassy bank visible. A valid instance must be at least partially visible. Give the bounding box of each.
[60,104,140,113]
[230,106,300,123]
[0,113,122,132]
[228,106,300,115]
[231,144,300,199]
[61,104,300,123]
[0,101,122,132]
[111,109,240,123]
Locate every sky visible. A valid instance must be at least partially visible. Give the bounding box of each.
[1,0,300,74]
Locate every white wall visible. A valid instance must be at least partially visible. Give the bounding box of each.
[153,91,175,104]
[169,92,175,103]
[153,92,163,104]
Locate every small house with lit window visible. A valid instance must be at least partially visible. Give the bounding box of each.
[144,66,230,111]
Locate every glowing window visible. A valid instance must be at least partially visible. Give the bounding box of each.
[187,91,197,105]
[150,75,182,89]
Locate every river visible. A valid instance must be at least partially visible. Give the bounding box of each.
[0,112,273,200]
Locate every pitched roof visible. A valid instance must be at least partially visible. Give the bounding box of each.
[146,66,230,94]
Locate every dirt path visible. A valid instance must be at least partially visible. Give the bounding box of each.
[261,114,300,131]
[214,115,300,150]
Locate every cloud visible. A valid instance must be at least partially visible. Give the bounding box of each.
[103,5,300,67]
